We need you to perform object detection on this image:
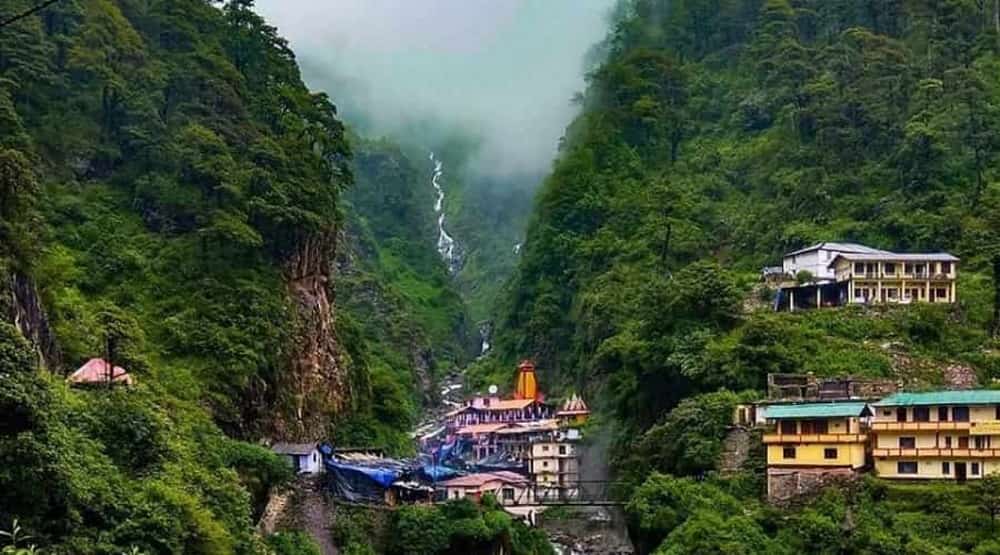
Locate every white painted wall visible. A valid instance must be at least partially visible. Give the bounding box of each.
[783,249,838,281]
[290,450,322,474]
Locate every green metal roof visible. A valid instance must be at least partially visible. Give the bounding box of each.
[874,390,1000,407]
[765,402,870,419]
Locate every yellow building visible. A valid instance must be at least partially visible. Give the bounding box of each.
[829,253,958,305]
[872,391,1000,481]
[763,402,870,501]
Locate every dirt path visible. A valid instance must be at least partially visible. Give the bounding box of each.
[301,482,338,555]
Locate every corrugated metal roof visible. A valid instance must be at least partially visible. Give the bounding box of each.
[874,390,1000,406]
[766,402,870,419]
[831,253,959,262]
[786,242,891,257]
[272,442,317,455]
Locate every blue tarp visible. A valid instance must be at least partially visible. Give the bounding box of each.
[326,460,401,487]
[420,465,459,481]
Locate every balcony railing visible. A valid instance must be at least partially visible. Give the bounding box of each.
[762,433,867,444]
[852,273,954,280]
[873,447,1000,458]
[871,421,971,432]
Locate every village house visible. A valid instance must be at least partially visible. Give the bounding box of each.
[529,435,580,497]
[773,242,959,311]
[762,402,871,502]
[272,443,323,475]
[872,391,1000,481]
[445,360,553,430]
[492,419,561,461]
[555,393,591,427]
[830,252,958,306]
[437,471,531,506]
[68,358,135,387]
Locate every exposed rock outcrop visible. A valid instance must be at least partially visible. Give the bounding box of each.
[270,233,352,442]
[3,270,59,370]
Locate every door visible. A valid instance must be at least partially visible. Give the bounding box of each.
[955,462,967,482]
[959,436,969,449]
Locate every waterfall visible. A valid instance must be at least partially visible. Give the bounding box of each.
[430,152,459,273]
[478,321,492,355]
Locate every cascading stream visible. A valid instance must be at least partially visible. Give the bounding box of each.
[430,152,459,273]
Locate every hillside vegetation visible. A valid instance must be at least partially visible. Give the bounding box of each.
[499,0,1000,427]
[495,0,1000,553]
[0,0,450,551]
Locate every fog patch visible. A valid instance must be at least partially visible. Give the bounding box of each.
[254,0,614,179]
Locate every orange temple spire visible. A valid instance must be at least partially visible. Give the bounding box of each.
[514,359,540,401]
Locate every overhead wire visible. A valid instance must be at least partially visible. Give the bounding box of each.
[0,0,63,30]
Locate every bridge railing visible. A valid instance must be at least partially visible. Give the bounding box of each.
[508,481,625,506]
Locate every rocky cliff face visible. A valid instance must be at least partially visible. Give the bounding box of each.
[3,270,59,371]
[269,233,352,442]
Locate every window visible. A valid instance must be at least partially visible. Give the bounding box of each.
[942,462,951,475]
[780,420,797,434]
[904,263,913,274]
[542,445,550,452]
[824,448,838,459]
[937,288,948,299]
[975,436,987,450]
[942,262,952,274]
[995,405,1000,420]
[887,288,899,299]
[783,446,796,459]
[855,288,865,299]
[559,445,567,455]
[945,436,953,448]
[885,263,896,274]
[972,462,981,476]
[502,488,514,501]
[953,407,970,422]
[801,420,828,434]
[914,407,930,422]
[899,437,916,449]
[939,407,949,422]
[543,461,549,468]
[882,409,893,417]
[959,436,969,449]
[897,408,907,422]
[855,262,865,274]
[897,461,918,474]
[452,490,461,499]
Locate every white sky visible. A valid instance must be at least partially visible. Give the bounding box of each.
[254,0,614,176]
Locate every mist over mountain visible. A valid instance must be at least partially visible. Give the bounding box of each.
[254,0,614,179]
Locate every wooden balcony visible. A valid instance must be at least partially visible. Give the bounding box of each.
[762,433,867,444]
[873,447,1000,458]
[870,421,971,432]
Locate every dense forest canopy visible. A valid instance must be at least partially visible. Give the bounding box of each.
[493,0,1000,553]
[0,0,366,551]
[499,0,1000,425]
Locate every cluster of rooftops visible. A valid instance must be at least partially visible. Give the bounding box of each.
[763,390,1000,419]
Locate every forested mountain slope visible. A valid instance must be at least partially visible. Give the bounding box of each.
[500,0,1000,427]
[0,0,425,551]
[496,1,1000,552]
[333,136,475,453]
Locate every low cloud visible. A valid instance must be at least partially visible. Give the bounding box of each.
[254,0,613,179]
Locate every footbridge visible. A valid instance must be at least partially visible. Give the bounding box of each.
[508,481,625,507]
